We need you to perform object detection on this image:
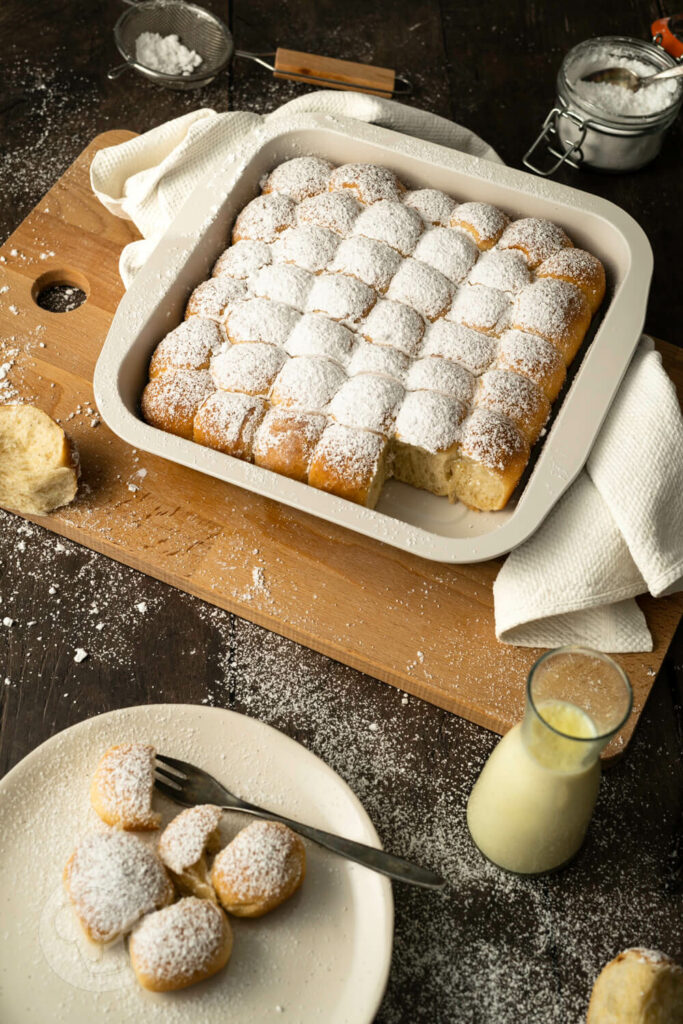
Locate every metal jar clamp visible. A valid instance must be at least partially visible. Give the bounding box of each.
[523,35,683,177]
[523,107,592,177]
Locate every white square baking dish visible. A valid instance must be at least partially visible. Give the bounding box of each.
[94,112,652,563]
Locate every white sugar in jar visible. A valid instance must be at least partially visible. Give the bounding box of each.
[524,36,683,175]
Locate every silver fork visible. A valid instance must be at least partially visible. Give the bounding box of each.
[155,753,445,891]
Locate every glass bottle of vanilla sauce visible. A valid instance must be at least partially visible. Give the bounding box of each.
[467,646,632,875]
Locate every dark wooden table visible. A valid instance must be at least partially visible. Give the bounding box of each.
[1,2,681,1022]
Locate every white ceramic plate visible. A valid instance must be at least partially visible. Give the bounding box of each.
[0,705,393,1024]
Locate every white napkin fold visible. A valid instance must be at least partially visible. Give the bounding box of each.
[89,93,683,653]
[494,339,683,651]
[90,91,501,286]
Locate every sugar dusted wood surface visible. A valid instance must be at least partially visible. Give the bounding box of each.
[0,131,681,761]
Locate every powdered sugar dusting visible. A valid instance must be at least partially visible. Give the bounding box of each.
[143,157,603,511]
[64,831,172,943]
[92,743,159,828]
[130,897,228,985]
[212,820,304,904]
[159,805,223,876]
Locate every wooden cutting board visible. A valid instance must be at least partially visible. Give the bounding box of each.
[1,130,681,760]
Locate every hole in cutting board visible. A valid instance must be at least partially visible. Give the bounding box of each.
[32,269,90,313]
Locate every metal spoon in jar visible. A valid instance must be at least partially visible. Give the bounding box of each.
[581,63,683,92]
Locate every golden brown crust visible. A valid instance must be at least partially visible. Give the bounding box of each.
[308,424,390,507]
[141,370,215,440]
[587,948,683,1024]
[211,821,306,918]
[253,409,327,482]
[90,743,161,831]
[536,248,606,314]
[193,391,267,459]
[63,831,173,944]
[130,898,233,991]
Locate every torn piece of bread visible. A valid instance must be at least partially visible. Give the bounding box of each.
[0,404,78,516]
[158,805,223,902]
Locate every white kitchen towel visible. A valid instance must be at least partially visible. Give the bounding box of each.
[90,90,502,285]
[90,94,683,653]
[494,338,683,651]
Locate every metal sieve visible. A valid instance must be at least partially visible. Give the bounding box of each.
[108,0,411,96]
[109,0,234,90]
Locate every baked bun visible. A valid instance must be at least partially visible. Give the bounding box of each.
[226,297,300,347]
[211,820,306,918]
[278,224,340,274]
[498,216,573,268]
[185,277,247,321]
[536,248,606,313]
[587,948,683,1023]
[393,390,466,496]
[474,369,550,444]
[308,424,390,506]
[90,743,161,831]
[449,283,511,336]
[305,272,376,323]
[232,193,296,244]
[449,202,509,250]
[386,259,452,321]
[253,408,327,482]
[63,830,173,944]
[0,405,78,516]
[352,200,423,256]
[403,188,457,227]
[141,370,215,440]
[329,163,404,204]
[496,330,566,401]
[262,156,334,202]
[129,897,233,992]
[149,318,225,378]
[447,408,530,511]
[193,391,267,459]
[209,343,287,397]
[297,190,361,235]
[212,239,271,280]
[511,279,591,365]
[158,805,223,901]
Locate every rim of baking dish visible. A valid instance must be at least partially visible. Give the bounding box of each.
[94,113,652,564]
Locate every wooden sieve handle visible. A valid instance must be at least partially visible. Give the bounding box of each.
[273,48,396,98]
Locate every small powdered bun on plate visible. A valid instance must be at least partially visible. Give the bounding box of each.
[129,897,233,992]
[536,247,606,314]
[158,805,223,901]
[587,948,683,1024]
[63,830,173,944]
[211,820,306,918]
[90,743,161,830]
[0,404,79,517]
